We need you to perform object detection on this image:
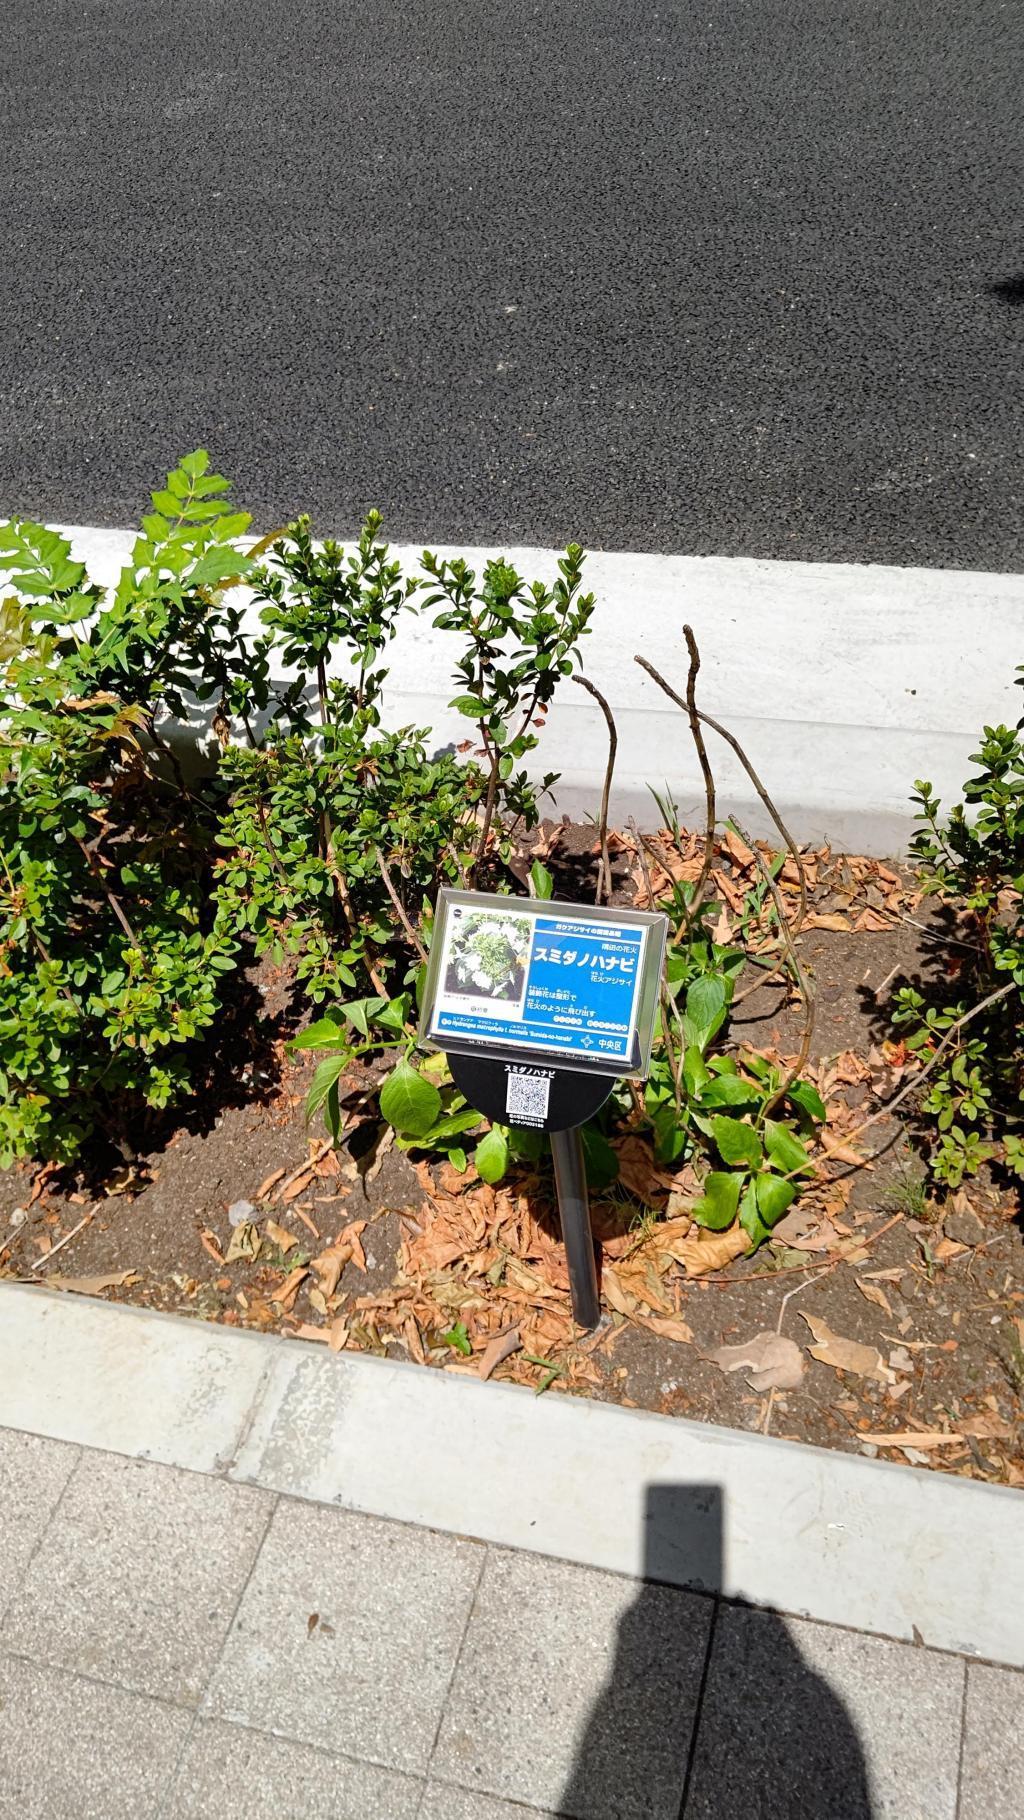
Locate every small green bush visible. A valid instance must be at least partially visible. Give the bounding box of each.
[892,688,1024,1186]
[0,454,250,1163]
[0,458,589,1167]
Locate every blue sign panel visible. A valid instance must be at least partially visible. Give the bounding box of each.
[428,904,650,1066]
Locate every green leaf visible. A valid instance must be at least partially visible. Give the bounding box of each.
[306,1053,347,1122]
[682,1045,708,1097]
[475,1126,510,1183]
[373,996,409,1033]
[448,1146,468,1173]
[711,1115,763,1170]
[292,1017,349,1051]
[764,1119,814,1175]
[581,1122,619,1190]
[739,1181,770,1248]
[692,1170,742,1230]
[755,1173,797,1224]
[700,1075,760,1110]
[379,1058,442,1137]
[787,1079,827,1124]
[683,974,729,1050]
[412,1109,480,1146]
[529,859,554,900]
[439,1321,472,1356]
[450,694,487,717]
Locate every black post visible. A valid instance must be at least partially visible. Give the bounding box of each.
[550,1125,600,1331]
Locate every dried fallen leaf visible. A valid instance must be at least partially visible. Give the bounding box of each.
[46,1271,137,1295]
[478,1326,522,1380]
[856,1279,893,1318]
[225,1221,261,1264]
[859,1430,965,1450]
[722,827,756,868]
[801,1312,895,1384]
[265,1219,298,1254]
[820,1140,870,1168]
[804,912,852,932]
[288,1320,329,1342]
[960,1413,1014,1439]
[614,1135,671,1205]
[601,1266,639,1317]
[932,1238,968,1264]
[328,1317,350,1353]
[771,1207,831,1250]
[635,1313,695,1345]
[256,1166,286,1200]
[281,1170,315,1204]
[312,1219,368,1295]
[707,1331,805,1391]
[270,1266,308,1311]
[199,1228,225,1264]
[675,1223,749,1277]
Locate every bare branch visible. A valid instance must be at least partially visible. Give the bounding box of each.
[634,627,716,928]
[572,674,617,903]
[445,841,470,888]
[375,846,429,966]
[733,819,815,1116]
[696,708,808,932]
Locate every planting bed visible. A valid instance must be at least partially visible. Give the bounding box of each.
[3,825,1022,1491]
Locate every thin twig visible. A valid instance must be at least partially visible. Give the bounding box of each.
[255,798,294,897]
[635,629,716,926]
[697,709,808,931]
[445,842,469,888]
[733,819,815,1117]
[474,729,501,872]
[375,847,429,965]
[572,674,617,903]
[31,1210,94,1270]
[73,838,140,949]
[832,981,1016,1153]
[761,1267,830,1434]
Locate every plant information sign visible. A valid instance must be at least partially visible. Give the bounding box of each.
[421,889,666,1080]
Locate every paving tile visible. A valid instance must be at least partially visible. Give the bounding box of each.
[432,1547,712,1819]
[0,1652,189,1819]
[1,1451,273,1705]
[0,1427,78,1621]
[684,1605,964,1820]
[420,1785,559,1819]
[204,1499,483,1776]
[959,1661,1024,1820]
[162,1717,422,1819]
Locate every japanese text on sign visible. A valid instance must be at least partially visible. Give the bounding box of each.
[428,903,649,1066]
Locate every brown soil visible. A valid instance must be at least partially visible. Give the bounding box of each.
[3,836,1022,1490]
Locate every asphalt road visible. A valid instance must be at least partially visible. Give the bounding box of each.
[2,0,1022,566]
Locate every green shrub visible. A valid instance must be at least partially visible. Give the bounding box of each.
[892,692,1024,1186]
[0,454,249,1163]
[0,460,590,1168]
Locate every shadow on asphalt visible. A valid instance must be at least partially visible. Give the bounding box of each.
[988,274,1024,305]
[558,1483,873,1819]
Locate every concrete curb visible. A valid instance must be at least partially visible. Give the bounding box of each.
[2,1284,1022,1666]
[52,527,1024,854]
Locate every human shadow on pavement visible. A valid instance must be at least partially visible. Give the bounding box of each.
[557,1483,872,1820]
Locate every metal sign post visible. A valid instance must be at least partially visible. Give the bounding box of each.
[421,890,667,1331]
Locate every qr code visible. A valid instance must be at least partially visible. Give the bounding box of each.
[505,1071,551,1127]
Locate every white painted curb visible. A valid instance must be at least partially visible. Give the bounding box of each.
[50,526,1024,855]
[2,1285,1021,1665]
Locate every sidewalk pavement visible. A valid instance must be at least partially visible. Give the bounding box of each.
[2,1424,1021,1820]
